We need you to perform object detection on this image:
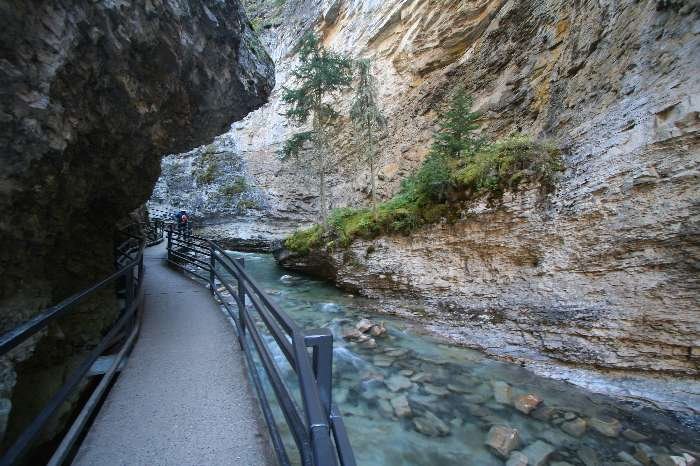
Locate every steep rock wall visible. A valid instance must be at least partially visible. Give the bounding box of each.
[0,0,274,446]
[154,0,699,376]
[269,0,699,375]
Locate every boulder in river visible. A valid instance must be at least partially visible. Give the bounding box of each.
[514,394,542,414]
[486,425,521,458]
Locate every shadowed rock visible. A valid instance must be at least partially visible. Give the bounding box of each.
[0,0,273,447]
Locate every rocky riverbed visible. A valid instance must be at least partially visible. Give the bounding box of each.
[206,250,700,466]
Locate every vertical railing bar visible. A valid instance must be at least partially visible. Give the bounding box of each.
[240,310,313,466]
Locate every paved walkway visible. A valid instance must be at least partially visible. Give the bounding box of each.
[74,242,271,466]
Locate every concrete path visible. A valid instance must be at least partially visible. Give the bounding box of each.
[74,242,272,466]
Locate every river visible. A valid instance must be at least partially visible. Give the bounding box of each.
[219,251,698,466]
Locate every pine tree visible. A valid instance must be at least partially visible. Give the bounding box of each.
[280,33,353,223]
[350,59,386,218]
[432,88,483,159]
[411,88,483,202]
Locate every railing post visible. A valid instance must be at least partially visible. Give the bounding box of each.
[209,244,215,294]
[125,265,134,308]
[167,227,172,260]
[235,257,246,337]
[305,328,333,416]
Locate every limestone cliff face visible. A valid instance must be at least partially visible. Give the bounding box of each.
[152,0,698,375]
[0,0,273,445]
[265,0,699,376]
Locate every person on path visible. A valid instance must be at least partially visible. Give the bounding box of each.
[175,210,189,236]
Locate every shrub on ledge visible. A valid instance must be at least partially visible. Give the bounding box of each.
[284,135,563,254]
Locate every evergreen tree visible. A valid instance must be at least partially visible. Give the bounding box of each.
[350,59,386,218]
[412,88,483,202]
[431,88,483,159]
[280,33,353,223]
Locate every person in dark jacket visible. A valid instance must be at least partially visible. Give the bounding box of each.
[175,210,189,235]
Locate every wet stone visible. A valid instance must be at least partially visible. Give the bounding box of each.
[506,451,529,466]
[561,417,587,437]
[467,404,492,418]
[360,337,377,349]
[423,384,450,396]
[653,455,692,466]
[369,323,387,337]
[373,356,393,367]
[377,398,394,417]
[385,348,410,358]
[589,416,623,437]
[356,318,373,333]
[486,425,521,458]
[399,369,414,377]
[412,411,450,437]
[493,381,513,404]
[390,395,412,418]
[385,374,412,392]
[623,429,649,442]
[578,445,600,466]
[522,440,556,466]
[410,372,431,383]
[634,445,652,465]
[618,451,644,465]
[532,405,555,422]
[447,383,469,393]
[514,394,542,414]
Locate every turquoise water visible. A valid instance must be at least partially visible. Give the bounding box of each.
[219,251,698,466]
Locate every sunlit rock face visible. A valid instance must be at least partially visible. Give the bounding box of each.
[0,0,274,444]
[238,0,699,376]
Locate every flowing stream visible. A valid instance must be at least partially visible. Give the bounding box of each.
[219,251,698,466]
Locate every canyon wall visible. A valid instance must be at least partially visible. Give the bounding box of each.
[0,0,273,446]
[156,0,699,376]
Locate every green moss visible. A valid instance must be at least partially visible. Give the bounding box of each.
[453,134,562,200]
[283,134,564,255]
[285,225,324,254]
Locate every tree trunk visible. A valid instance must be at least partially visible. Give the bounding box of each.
[367,120,378,220]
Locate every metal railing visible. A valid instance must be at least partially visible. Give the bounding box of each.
[0,221,163,466]
[166,227,356,466]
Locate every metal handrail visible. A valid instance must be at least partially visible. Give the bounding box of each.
[166,227,356,466]
[0,220,164,466]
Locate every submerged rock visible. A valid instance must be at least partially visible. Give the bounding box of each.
[589,416,623,437]
[561,418,587,437]
[486,425,521,458]
[390,395,412,418]
[412,411,450,437]
[514,394,542,414]
[522,440,556,466]
[493,381,513,404]
[506,451,529,466]
[385,375,412,392]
